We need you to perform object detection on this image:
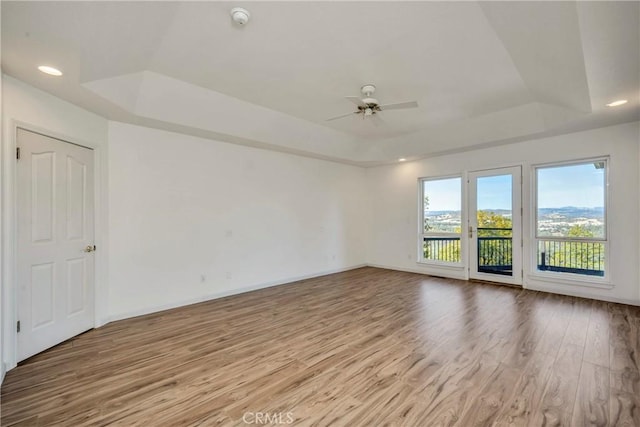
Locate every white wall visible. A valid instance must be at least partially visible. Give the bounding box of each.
[1,75,109,371]
[107,122,367,319]
[367,121,640,305]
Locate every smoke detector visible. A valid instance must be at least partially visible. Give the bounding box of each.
[230,7,250,25]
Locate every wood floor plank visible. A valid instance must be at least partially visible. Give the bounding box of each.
[562,298,591,349]
[534,296,573,357]
[610,303,639,373]
[584,300,611,368]
[530,343,583,427]
[610,387,640,427]
[571,361,610,427]
[493,351,555,427]
[609,319,640,427]
[1,267,639,426]
[336,379,416,427]
[410,352,500,425]
[500,292,556,369]
[458,363,520,426]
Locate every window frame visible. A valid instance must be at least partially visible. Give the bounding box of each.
[418,174,464,266]
[531,157,610,282]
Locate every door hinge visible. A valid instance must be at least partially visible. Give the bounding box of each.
[16,320,20,333]
[521,270,524,278]
[521,239,523,248]
[16,147,20,160]
[521,207,523,216]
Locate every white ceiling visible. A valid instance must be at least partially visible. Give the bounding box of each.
[2,1,639,165]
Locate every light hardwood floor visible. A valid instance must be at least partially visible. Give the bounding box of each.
[2,267,639,426]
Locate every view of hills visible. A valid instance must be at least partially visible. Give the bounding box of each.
[426,207,605,237]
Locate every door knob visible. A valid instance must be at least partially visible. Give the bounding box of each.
[84,245,96,253]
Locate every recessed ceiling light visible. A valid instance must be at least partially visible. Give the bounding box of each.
[606,99,627,107]
[398,158,407,162]
[38,65,63,76]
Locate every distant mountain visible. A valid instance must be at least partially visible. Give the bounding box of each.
[427,207,604,219]
[426,210,461,216]
[538,207,604,219]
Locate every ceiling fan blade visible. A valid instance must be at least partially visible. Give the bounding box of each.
[345,96,367,108]
[379,101,419,111]
[325,111,358,122]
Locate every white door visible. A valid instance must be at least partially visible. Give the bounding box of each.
[17,128,95,361]
[468,166,522,285]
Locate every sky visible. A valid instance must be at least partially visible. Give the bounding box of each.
[537,163,605,209]
[424,163,605,212]
[477,174,511,210]
[424,177,461,211]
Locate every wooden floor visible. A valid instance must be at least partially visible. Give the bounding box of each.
[2,267,639,426]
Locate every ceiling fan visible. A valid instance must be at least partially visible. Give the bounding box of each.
[326,84,419,122]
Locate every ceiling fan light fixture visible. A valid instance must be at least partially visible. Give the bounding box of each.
[364,107,373,116]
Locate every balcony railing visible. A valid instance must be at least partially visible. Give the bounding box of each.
[423,237,461,263]
[537,239,605,277]
[423,231,605,277]
[477,227,513,275]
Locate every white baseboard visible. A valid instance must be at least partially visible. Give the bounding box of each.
[107,264,367,323]
[366,263,467,281]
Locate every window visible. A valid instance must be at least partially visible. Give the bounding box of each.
[420,176,462,264]
[534,159,607,278]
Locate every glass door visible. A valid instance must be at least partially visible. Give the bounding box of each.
[468,166,522,285]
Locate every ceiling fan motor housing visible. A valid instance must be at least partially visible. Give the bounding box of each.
[362,97,379,106]
[361,84,376,96]
[361,84,378,106]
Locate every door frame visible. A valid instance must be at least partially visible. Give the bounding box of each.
[2,119,107,370]
[467,166,523,286]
